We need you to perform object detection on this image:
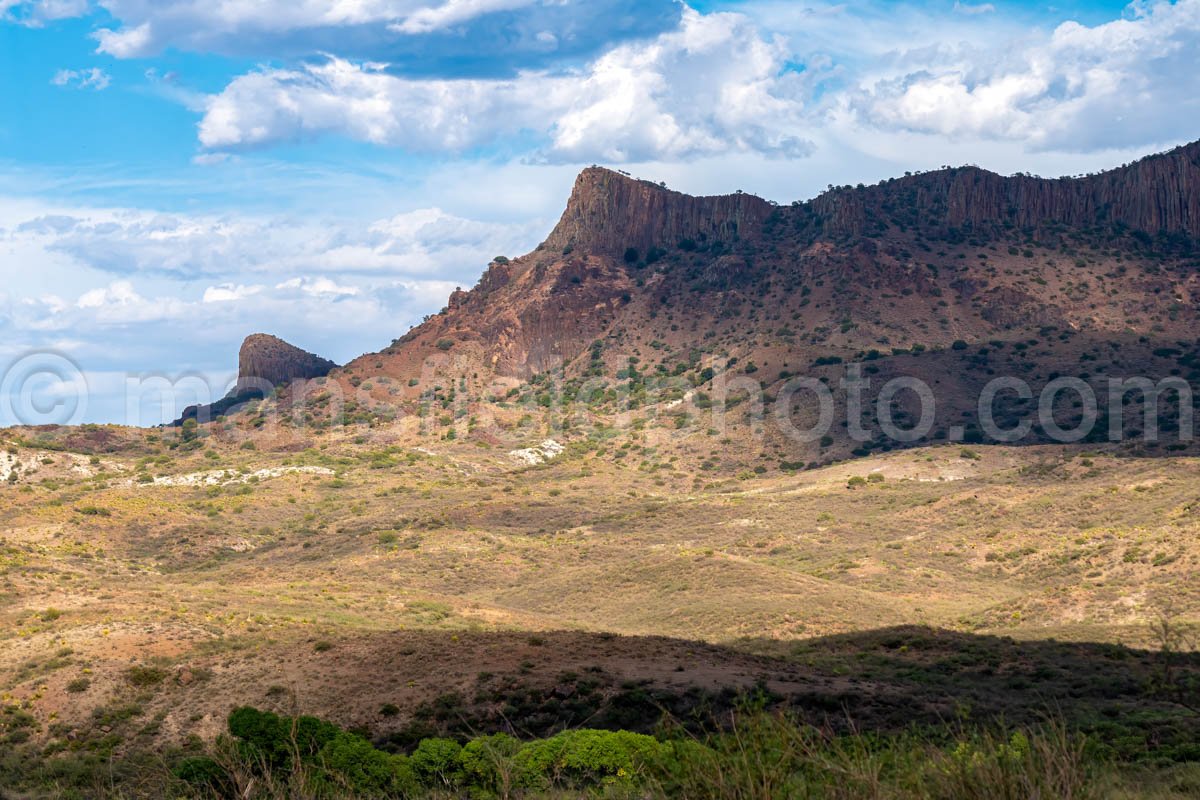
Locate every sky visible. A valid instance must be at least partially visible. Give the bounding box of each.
[1,0,1198,426]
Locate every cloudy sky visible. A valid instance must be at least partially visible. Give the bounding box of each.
[1,0,1198,425]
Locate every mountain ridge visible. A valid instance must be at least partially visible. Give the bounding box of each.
[344,138,1200,387]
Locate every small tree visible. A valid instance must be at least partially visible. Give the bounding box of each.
[1149,604,1200,714]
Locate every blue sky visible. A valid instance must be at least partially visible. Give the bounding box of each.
[1,0,1198,425]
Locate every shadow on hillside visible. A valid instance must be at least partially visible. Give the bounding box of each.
[310,625,1200,761]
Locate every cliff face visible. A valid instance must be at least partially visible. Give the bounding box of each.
[811,140,1200,239]
[543,167,774,256]
[235,334,337,392]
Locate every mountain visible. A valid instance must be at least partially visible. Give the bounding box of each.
[233,141,1200,462]
[349,141,1199,380]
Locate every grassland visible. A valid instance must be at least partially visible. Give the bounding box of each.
[3,423,1200,797]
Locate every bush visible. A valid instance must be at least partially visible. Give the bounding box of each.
[227,706,340,770]
[173,756,228,793]
[459,732,521,795]
[409,737,463,789]
[513,729,664,790]
[316,732,415,798]
[125,665,167,686]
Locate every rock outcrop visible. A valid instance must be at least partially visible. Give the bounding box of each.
[175,334,336,425]
[235,334,337,393]
[543,167,774,256]
[810,140,1200,240]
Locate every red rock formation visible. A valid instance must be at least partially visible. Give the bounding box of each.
[543,167,774,256]
[235,334,337,392]
[812,140,1200,239]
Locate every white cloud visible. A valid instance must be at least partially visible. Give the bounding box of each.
[84,0,585,57]
[390,0,535,34]
[199,7,814,161]
[852,0,1200,151]
[0,188,555,414]
[1,0,88,26]
[191,152,232,166]
[953,2,995,15]
[202,283,263,302]
[73,280,191,323]
[93,21,152,58]
[275,276,360,297]
[51,67,111,90]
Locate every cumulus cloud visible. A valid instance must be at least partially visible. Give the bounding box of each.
[275,276,360,297]
[200,7,814,161]
[51,67,111,90]
[73,280,190,323]
[202,283,263,303]
[853,0,1200,151]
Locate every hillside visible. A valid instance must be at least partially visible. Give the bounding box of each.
[359,139,1200,381]
[4,428,1200,796]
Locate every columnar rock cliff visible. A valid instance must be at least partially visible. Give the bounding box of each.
[543,167,774,256]
[236,334,337,392]
[811,139,1200,239]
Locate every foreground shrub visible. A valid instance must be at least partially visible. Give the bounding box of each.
[408,737,463,789]
[177,706,1107,799]
[512,728,666,790]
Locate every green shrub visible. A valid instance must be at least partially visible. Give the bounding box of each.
[125,665,167,686]
[409,737,463,789]
[459,732,521,795]
[227,707,340,770]
[316,732,416,798]
[173,756,228,793]
[513,729,664,789]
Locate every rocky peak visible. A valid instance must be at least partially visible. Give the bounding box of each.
[236,334,337,392]
[542,167,774,257]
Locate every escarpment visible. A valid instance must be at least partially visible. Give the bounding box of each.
[809,140,1200,240]
[543,167,774,256]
